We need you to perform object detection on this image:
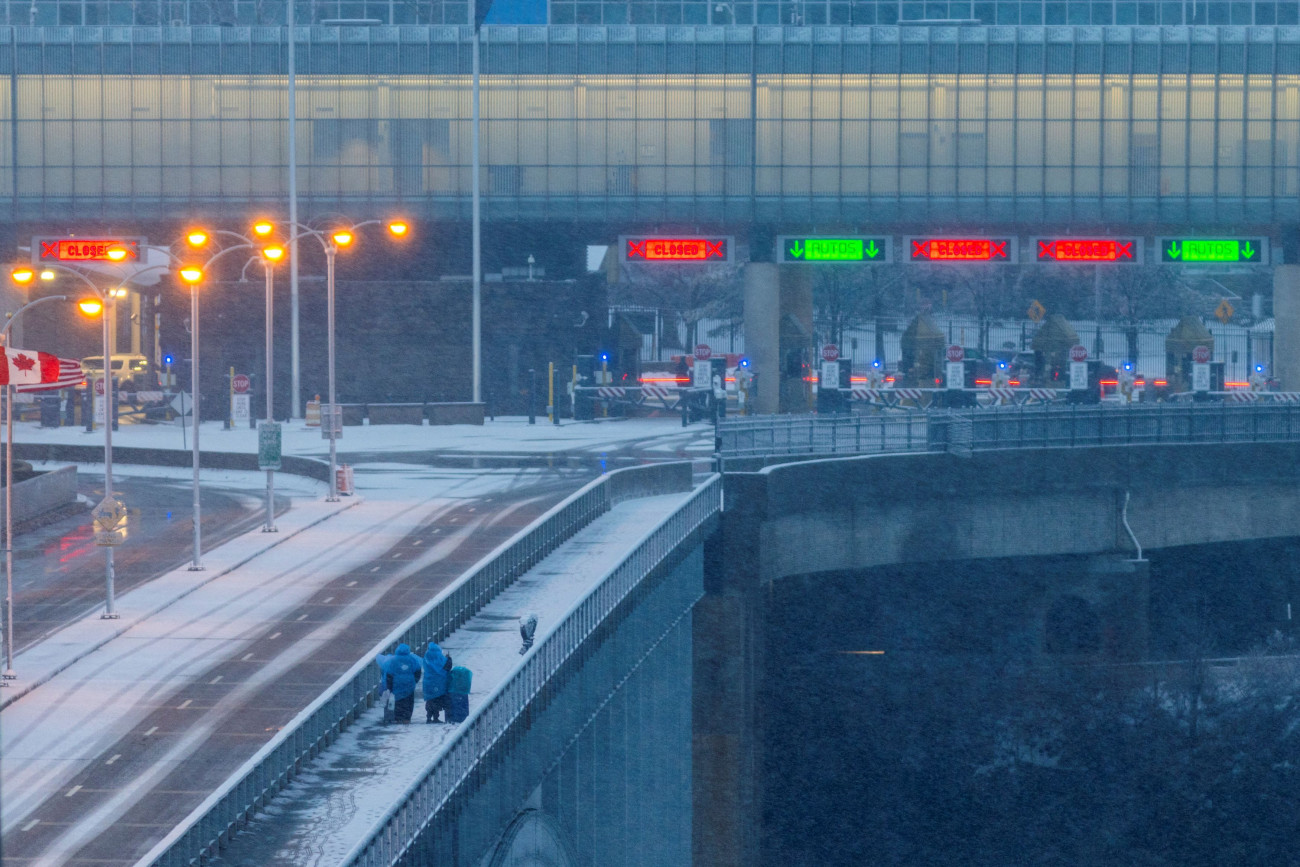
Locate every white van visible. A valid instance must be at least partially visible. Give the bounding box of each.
[80,354,153,387]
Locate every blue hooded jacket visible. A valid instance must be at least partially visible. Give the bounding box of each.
[422,643,450,699]
[377,643,422,700]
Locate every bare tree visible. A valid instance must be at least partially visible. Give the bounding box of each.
[613,262,743,353]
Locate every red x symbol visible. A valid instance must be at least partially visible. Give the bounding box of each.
[1038,241,1053,260]
[911,240,928,259]
[991,241,1007,259]
[628,241,647,259]
[1117,242,1133,259]
[40,241,57,260]
[704,241,723,259]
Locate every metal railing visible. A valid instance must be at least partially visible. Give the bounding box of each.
[718,403,1300,465]
[138,461,692,867]
[942,402,1300,455]
[716,412,930,462]
[340,474,722,867]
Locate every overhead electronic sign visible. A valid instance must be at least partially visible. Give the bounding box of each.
[906,236,1017,263]
[778,236,892,264]
[620,236,732,263]
[34,236,143,263]
[1034,237,1142,264]
[1157,237,1268,265]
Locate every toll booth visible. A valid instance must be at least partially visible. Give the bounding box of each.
[816,359,851,413]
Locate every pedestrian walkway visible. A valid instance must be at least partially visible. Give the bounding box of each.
[197,490,699,867]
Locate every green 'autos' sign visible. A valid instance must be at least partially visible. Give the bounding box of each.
[778,236,892,264]
[1157,237,1268,264]
[258,420,282,470]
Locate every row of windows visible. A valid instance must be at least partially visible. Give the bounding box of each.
[553,0,1300,25]
[7,0,1298,25]
[6,33,1300,74]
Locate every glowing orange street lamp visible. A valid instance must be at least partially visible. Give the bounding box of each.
[78,297,104,316]
[186,230,209,248]
[10,269,33,285]
[105,247,128,262]
[387,220,408,237]
[252,221,275,238]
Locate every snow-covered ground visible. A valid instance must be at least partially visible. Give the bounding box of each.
[11,415,715,460]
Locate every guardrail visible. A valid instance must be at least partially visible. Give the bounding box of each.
[340,474,722,867]
[939,402,1300,455]
[718,403,1300,466]
[138,460,693,867]
[716,412,931,464]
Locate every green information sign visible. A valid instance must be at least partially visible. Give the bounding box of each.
[778,236,892,264]
[258,420,282,470]
[1157,237,1267,264]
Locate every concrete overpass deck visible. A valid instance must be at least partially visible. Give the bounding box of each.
[200,487,702,867]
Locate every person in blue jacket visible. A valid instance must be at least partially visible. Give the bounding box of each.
[422,642,453,723]
[376,643,422,724]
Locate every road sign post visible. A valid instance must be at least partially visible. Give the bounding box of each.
[258,420,282,471]
[945,345,964,390]
[1069,345,1089,391]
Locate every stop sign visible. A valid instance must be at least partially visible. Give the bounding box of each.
[1069,344,1088,362]
[94,379,105,396]
[694,344,712,360]
[232,373,251,394]
[1193,345,1211,364]
[945,344,964,363]
[821,344,840,362]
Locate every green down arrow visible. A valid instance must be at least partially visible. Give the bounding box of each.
[1166,240,1182,259]
[865,240,880,259]
[788,240,804,259]
[1242,241,1256,260]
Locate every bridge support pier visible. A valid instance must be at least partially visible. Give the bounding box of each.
[1274,265,1300,391]
[743,263,813,415]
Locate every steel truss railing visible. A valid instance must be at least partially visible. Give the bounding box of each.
[339,475,721,867]
[717,403,1300,465]
[138,462,695,867]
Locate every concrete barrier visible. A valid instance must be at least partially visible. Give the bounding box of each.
[14,443,331,484]
[367,403,424,425]
[1,464,77,526]
[426,402,485,426]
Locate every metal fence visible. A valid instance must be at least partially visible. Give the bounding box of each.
[944,403,1300,455]
[717,403,1300,465]
[716,412,932,463]
[339,475,723,867]
[138,461,693,867]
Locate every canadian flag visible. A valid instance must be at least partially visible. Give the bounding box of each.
[16,356,84,393]
[0,348,66,388]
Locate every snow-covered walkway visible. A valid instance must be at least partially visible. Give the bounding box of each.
[205,489,697,867]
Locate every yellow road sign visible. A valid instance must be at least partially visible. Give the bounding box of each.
[91,496,126,534]
[1027,300,1046,322]
[1215,298,1235,324]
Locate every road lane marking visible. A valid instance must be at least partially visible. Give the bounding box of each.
[297,614,308,621]
[177,699,192,709]
[370,566,380,572]
[209,675,222,685]
[392,553,402,559]
[144,726,158,736]
[106,754,121,765]
[66,785,81,797]
[323,597,334,604]
[269,632,282,640]
[346,581,357,587]
[413,539,423,546]
[22,819,39,831]
[241,653,254,661]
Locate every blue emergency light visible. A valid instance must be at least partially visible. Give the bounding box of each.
[872,359,881,368]
[599,352,609,362]
[163,354,174,365]
[1123,361,1133,371]
[1256,364,1265,373]
[739,357,750,367]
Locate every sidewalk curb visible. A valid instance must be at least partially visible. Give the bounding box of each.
[0,495,363,711]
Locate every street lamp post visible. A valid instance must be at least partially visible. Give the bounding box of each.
[0,288,68,682]
[260,242,284,532]
[178,262,204,568]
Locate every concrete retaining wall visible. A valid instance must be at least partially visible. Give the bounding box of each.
[13,443,331,484]
[1,464,77,526]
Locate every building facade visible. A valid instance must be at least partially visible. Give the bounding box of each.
[1,24,1296,228]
